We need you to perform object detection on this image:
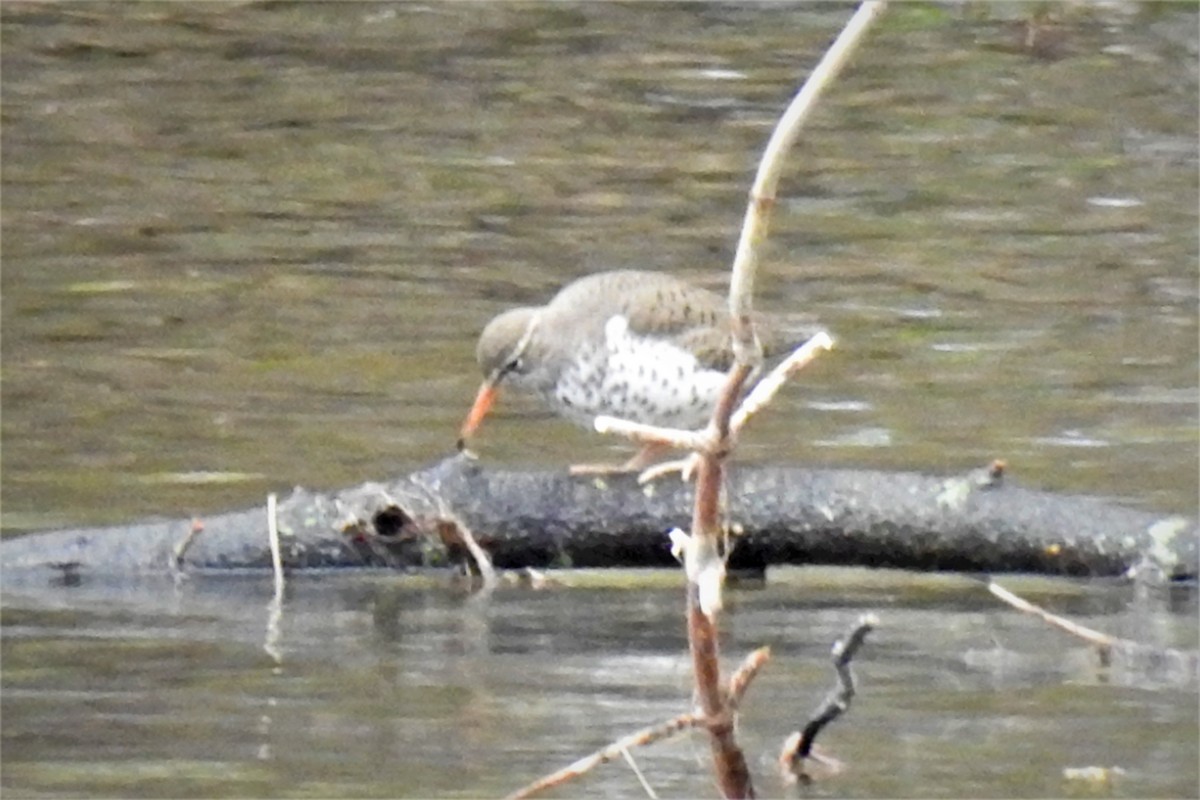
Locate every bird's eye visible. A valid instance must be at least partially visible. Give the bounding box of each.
[504,356,524,375]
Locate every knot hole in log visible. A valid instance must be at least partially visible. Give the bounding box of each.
[372,506,413,539]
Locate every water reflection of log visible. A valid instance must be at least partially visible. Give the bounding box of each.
[2,453,1195,582]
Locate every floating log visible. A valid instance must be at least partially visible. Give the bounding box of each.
[2,454,1195,582]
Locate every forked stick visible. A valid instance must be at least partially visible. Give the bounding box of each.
[684,5,887,797]
[504,648,771,800]
[732,331,835,430]
[565,4,886,798]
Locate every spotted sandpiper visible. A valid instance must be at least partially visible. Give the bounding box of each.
[458,269,805,473]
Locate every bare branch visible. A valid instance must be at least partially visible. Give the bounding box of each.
[439,515,498,592]
[731,331,835,431]
[592,416,716,453]
[540,5,887,797]
[728,646,772,708]
[780,613,878,785]
[691,4,885,795]
[504,647,773,800]
[170,517,205,578]
[727,0,889,351]
[987,580,1116,654]
[596,331,836,461]
[504,712,703,800]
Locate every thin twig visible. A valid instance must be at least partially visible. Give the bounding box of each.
[443,515,498,593]
[505,713,703,800]
[727,0,890,344]
[989,581,1200,680]
[572,4,886,797]
[731,331,835,430]
[267,493,285,602]
[728,646,772,708]
[507,646,773,800]
[988,581,1116,652]
[619,746,659,799]
[624,332,834,483]
[597,331,835,456]
[264,494,286,664]
[592,416,715,453]
[171,517,205,571]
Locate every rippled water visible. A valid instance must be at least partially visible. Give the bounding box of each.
[1,2,1197,798]
[3,569,1197,798]
[1,1,1196,530]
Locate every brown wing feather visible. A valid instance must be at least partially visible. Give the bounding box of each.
[544,270,795,372]
[612,273,735,371]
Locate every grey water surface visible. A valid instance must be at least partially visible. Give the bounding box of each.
[1,2,1197,797]
[3,569,1197,798]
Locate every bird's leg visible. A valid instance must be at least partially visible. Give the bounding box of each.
[567,441,672,477]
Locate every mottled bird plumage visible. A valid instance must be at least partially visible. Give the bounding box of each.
[463,269,795,439]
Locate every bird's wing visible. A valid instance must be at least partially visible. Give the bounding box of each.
[613,275,735,371]
[547,270,737,370]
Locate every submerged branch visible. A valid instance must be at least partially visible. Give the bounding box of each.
[986,580,1199,683]
[779,614,877,785]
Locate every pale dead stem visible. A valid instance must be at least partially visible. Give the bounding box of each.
[265,493,285,664]
[987,581,1117,654]
[171,517,206,575]
[519,3,889,798]
[596,331,834,484]
[985,581,1200,683]
[439,514,498,592]
[267,492,285,602]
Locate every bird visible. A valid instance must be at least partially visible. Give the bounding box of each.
[457,269,807,473]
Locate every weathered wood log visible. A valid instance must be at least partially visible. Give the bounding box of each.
[2,455,1195,582]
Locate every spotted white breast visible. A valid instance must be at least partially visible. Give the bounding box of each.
[549,315,728,429]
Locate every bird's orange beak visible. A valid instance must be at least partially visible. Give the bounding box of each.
[457,380,500,449]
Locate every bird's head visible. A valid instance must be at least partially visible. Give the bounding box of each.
[458,307,540,447]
